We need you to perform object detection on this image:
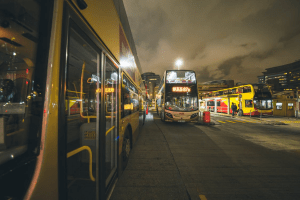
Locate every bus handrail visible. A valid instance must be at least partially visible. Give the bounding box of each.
[80,61,97,123]
[106,126,115,136]
[67,146,95,182]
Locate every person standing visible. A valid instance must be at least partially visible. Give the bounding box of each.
[231,102,237,117]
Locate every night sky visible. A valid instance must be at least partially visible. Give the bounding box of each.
[123,0,300,83]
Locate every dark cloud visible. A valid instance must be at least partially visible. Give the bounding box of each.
[217,56,245,77]
[196,66,217,82]
[123,0,300,83]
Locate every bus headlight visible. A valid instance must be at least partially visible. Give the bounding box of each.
[165,112,173,118]
[190,113,198,119]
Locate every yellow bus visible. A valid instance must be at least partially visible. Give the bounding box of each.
[0,0,145,199]
[202,84,273,116]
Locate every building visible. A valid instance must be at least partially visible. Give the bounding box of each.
[257,60,300,117]
[258,60,300,91]
[141,72,160,101]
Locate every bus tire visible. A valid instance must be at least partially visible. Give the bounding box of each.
[122,128,131,170]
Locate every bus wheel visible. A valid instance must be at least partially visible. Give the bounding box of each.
[122,129,131,170]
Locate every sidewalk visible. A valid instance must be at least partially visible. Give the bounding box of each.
[110,112,190,200]
[211,112,300,127]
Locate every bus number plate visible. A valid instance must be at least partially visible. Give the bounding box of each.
[178,120,185,122]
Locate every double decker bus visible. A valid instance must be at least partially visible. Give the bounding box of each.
[156,70,199,122]
[0,0,145,199]
[203,84,273,116]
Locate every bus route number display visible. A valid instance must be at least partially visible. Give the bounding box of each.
[172,87,191,92]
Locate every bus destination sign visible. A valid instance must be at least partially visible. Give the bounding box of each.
[172,87,191,92]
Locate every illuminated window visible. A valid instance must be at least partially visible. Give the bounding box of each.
[276,102,282,110]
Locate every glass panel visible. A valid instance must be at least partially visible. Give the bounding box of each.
[66,28,99,199]
[166,71,196,83]
[276,102,282,110]
[0,1,45,198]
[165,95,198,111]
[288,103,293,110]
[207,101,215,106]
[105,58,118,185]
[0,0,40,160]
[245,100,253,107]
[243,86,251,93]
[254,99,272,109]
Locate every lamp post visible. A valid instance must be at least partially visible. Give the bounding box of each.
[175,59,183,70]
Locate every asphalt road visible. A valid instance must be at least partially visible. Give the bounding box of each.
[110,112,300,200]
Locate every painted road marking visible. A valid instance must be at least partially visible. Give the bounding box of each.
[282,121,300,123]
[225,120,236,123]
[217,120,226,123]
[199,195,207,200]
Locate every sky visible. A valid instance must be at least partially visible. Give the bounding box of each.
[123,0,300,84]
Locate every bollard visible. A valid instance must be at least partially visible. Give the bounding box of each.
[260,110,262,119]
[203,111,210,124]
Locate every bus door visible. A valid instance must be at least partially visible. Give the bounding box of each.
[104,58,118,187]
[64,27,100,199]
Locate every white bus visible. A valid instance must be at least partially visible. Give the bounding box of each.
[156,70,199,122]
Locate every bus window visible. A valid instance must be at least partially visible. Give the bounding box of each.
[105,58,118,182]
[207,101,215,106]
[0,0,41,170]
[267,100,272,109]
[245,100,253,107]
[232,89,236,94]
[243,86,251,93]
[122,75,139,117]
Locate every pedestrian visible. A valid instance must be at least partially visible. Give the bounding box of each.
[231,102,237,117]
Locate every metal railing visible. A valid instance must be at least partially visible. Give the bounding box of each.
[67,146,95,182]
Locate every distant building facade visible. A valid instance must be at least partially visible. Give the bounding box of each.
[141,72,160,100]
[258,60,300,117]
[258,60,300,91]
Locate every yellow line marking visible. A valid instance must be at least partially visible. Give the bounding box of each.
[199,195,207,200]
[226,120,236,123]
[217,120,226,123]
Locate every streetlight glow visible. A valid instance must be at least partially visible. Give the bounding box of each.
[175,59,183,70]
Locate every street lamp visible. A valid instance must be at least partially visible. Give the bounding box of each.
[175,59,183,70]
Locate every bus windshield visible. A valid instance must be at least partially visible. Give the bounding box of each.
[165,95,198,111]
[166,71,196,84]
[254,100,273,110]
